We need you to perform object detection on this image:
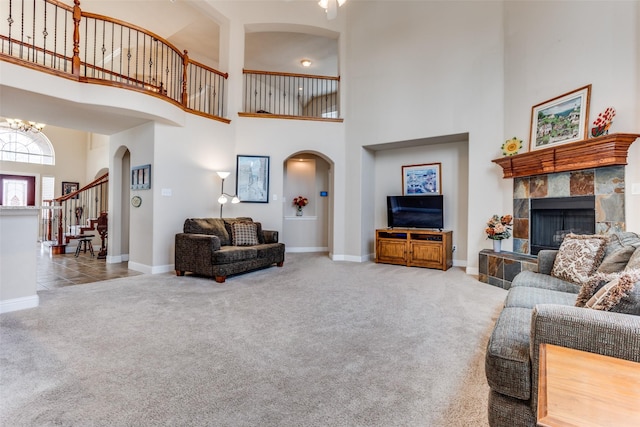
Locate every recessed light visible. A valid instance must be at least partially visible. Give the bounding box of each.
[300,59,312,67]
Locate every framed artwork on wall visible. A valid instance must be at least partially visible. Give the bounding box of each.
[529,84,591,151]
[62,181,79,199]
[402,163,442,195]
[236,155,269,203]
[131,164,151,190]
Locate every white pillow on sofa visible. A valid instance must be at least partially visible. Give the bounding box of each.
[551,233,608,285]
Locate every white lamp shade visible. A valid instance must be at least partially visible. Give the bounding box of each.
[216,171,230,179]
[231,196,240,204]
[218,195,228,204]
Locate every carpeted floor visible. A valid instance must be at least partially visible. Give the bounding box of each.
[0,253,506,427]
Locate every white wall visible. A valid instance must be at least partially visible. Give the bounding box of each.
[345,1,505,270]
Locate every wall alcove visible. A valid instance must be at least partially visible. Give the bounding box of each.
[283,153,332,253]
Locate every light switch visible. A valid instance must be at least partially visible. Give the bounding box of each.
[273,194,278,201]
[161,188,172,197]
[632,183,640,195]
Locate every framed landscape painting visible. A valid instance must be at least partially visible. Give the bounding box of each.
[529,84,591,151]
[236,155,269,203]
[402,163,441,195]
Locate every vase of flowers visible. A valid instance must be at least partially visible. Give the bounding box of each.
[591,107,616,137]
[293,196,309,216]
[486,214,513,253]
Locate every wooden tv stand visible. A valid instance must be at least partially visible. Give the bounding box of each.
[375,228,453,271]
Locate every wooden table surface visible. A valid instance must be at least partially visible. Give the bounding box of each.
[537,343,640,427]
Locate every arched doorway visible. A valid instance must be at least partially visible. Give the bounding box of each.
[282,152,333,255]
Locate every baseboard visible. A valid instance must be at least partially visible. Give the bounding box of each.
[127,261,173,275]
[0,294,39,314]
[107,254,129,263]
[466,266,479,276]
[452,259,468,268]
[151,264,174,274]
[286,247,329,253]
[331,254,369,262]
[127,261,152,274]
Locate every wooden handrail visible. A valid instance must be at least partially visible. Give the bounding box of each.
[243,68,340,81]
[56,172,109,203]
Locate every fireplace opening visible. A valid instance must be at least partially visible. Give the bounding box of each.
[530,196,595,255]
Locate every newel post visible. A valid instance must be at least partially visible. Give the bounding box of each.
[72,0,82,76]
[181,50,189,107]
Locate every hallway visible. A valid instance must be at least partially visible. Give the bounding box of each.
[37,245,142,291]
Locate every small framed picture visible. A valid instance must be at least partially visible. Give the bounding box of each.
[402,163,441,195]
[236,155,270,203]
[131,164,151,190]
[62,181,79,199]
[529,84,591,151]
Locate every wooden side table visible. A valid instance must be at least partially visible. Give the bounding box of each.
[537,343,640,427]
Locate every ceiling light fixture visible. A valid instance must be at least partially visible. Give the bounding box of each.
[5,118,45,133]
[318,0,347,20]
[300,59,312,67]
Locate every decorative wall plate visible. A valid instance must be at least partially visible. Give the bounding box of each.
[131,195,142,208]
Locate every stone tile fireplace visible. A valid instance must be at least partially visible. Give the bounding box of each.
[479,133,638,289]
[512,165,625,254]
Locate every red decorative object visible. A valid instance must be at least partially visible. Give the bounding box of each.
[292,196,309,208]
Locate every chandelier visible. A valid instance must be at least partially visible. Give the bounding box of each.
[5,118,46,133]
[318,0,347,20]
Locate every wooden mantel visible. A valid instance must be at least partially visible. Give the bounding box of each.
[492,133,640,179]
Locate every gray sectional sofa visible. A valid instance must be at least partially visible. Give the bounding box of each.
[175,217,285,283]
[485,232,640,427]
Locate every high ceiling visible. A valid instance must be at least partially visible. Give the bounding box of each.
[80,0,339,76]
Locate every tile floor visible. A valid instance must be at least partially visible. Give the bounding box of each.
[37,244,142,291]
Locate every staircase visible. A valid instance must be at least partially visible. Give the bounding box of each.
[43,173,109,257]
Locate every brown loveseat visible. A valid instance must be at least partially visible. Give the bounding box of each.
[175,217,285,283]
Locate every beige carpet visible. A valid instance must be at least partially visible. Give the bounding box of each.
[0,253,506,426]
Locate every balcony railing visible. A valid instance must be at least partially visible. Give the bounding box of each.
[0,0,228,122]
[240,69,342,121]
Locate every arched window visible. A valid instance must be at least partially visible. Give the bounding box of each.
[0,123,55,165]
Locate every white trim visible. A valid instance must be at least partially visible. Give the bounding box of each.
[151,264,175,274]
[127,261,152,274]
[466,266,479,276]
[331,254,368,262]
[0,295,39,314]
[453,259,467,268]
[127,261,174,275]
[107,254,123,263]
[286,247,329,253]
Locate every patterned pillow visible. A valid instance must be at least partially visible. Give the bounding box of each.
[550,233,608,285]
[231,222,259,246]
[626,247,640,271]
[584,269,640,312]
[575,272,618,307]
[597,245,637,274]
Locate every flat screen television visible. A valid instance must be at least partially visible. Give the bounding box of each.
[387,195,444,229]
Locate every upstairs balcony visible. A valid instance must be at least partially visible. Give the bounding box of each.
[0,0,342,123]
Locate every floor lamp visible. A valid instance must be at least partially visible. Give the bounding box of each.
[216,171,240,218]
